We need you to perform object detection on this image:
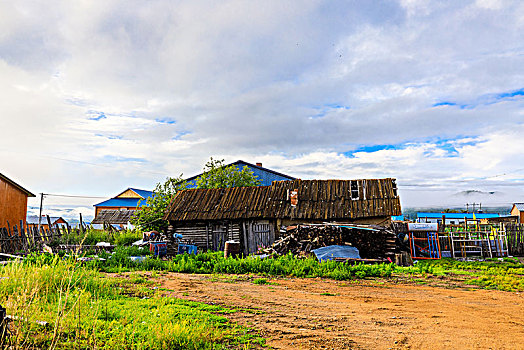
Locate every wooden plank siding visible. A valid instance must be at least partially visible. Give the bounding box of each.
[0,175,34,229]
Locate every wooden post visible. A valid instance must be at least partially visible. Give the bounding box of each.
[46,215,53,240]
[242,221,249,256]
[79,213,84,234]
[38,193,44,233]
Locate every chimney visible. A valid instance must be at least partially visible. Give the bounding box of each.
[256,162,262,167]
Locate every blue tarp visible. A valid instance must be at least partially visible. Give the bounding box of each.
[312,245,361,261]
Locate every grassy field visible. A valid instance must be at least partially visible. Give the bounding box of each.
[0,255,264,349]
[2,228,523,349]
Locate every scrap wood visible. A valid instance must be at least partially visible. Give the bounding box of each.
[261,223,395,259]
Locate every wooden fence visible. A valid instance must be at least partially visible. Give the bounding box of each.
[0,215,78,254]
[504,223,524,256]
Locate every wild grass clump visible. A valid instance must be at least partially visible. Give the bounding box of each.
[400,258,524,292]
[49,228,142,246]
[0,257,263,349]
[88,250,396,280]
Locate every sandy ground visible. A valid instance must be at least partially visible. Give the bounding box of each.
[138,273,524,350]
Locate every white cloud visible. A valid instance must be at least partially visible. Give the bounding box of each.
[0,0,523,217]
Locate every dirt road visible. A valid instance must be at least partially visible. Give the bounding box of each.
[149,273,523,349]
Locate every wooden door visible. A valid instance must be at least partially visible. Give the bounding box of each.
[212,224,228,251]
[247,221,274,253]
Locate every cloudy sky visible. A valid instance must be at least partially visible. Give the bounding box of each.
[1,0,523,220]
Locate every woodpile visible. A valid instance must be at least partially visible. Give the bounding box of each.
[261,223,396,259]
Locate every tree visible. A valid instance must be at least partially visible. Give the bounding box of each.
[131,175,187,232]
[132,158,261,232]
[195,158,261,189]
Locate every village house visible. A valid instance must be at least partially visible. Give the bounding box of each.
[92,161,294,226]
[510,203,524,223]
[164,178,401,255]
[26,215,69,231]
[416,212,500,225]
[92,188,153,226]
[184,160,295,187]
[0,173,35,230]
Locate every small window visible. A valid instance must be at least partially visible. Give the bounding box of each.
[351,181,359,200]
[392,179,398,197]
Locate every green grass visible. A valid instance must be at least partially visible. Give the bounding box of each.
[398,258,524,292]
[0,257,264,349]
[88,251,397,280]
[48,228,142,247]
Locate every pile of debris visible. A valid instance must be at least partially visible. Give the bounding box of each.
[261,223,396,259]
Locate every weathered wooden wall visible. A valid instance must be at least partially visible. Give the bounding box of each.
[0,178,29,228]
[173,220,272,254]
[95,206,138,216]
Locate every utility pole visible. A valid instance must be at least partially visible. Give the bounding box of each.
[38,193,44,233]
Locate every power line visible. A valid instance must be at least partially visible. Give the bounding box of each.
[43,193,108,199]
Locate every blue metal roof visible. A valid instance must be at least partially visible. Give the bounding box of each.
[127,188,154,199]
[417,212,499,219]
[185,160,295,188]
[94,188,154,207]
[513,203,524,211]
[94,197,149,208]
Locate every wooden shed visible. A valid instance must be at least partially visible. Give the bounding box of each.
[164,178,401,254]
[510,203,524,223]
[26,215,69,231]
[0,173,35,230]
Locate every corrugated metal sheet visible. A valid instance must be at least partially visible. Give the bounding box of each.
[416,212,500,219]
[165,178,401,222]
[513,203,524,211]
[92,209,136,224]
[94,197,148,208]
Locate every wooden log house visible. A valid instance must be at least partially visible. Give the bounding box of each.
[164,178,402,255]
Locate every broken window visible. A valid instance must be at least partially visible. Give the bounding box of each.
[392,179,398,197]
[351,181,359,200]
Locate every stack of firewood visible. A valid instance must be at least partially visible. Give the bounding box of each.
[261,224,393,259]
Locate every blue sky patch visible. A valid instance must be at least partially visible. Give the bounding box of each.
[433,87,524,109]
[311,103,350,118]
[172,131,191,140]
[95,133,122,140]
[155,118,176,124]
[343,144,401,157]
[88,112,107,121]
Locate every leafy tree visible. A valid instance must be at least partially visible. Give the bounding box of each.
[195,158,261,189]
[132,158,261,232]
[131,175,187,232]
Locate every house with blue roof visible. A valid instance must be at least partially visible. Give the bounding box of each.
[184,160,295,188]
[93,188,154,217]
[416,212,500,224]
[92,161,294,225]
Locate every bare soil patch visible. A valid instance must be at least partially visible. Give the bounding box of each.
[129,272,524,350]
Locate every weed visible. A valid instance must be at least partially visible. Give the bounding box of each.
[0,258,264,349]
